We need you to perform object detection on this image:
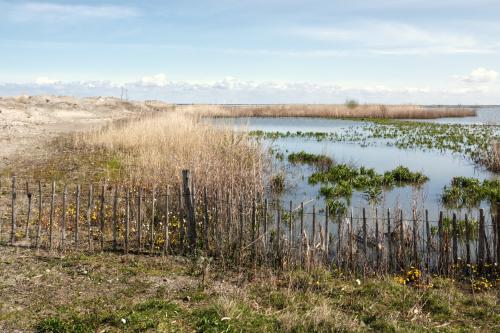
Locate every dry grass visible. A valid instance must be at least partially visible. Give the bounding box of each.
[176,104,476,119]
[77,112,266,195]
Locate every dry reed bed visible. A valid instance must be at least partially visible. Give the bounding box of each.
[176,104,476,119]
[77,112,266,196]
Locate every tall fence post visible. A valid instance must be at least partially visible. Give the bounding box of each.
[182,170,196,253]
[150,186,156,253]
[325,205,329,264]
[387,209,392,272]
[399,210,405,268]
[425,210,431,271]
[75,185,80,250]
[99,185,105,251]
[10,176,17,245]
[478,209,485,266]
[137,188,143,251]
[251,197,256,262]
[496,203,500,264]
[112,186,119,251]
[86,184,93,250]
[61,185,67,251]
[125,189,130,254]
[452,213,458,265]
[465,213,471,265]
[49,181,56,250]
[412,208,418,267]
[36,181,42,250]
[438,211,443,274]
[362,207,367,257]
[163,186,170,255]
[203,187,209,252]
[375,208,380,268]
[24,181,32,241]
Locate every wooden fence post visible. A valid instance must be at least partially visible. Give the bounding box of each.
[49,180,56,250]
[87,184,93,250]
[179,186,185,253]
[125,189,130,254]
[387,209,392,272]
[400,210,405,268]
[465,213,471,265]
[36,181,42,250]
[375,208,380,268]
[112,186,119,251]
[182,170,196,253]
[24,181,32,240]
[362,207,367,257]
[325,205,329,264]
[478,209,485,266]
[289,201,293,252]
[412,208,418,266]
[75,185,80,250]
[137,188,143,251]
[238,198,244,266]
[10,176,16,245]
[203,187,209,252]
[61,185,67,251]
[452,213,458,265]
[150,186,156,253]
[214,190,221,258]
[438,211,443,273]
[496,203,500,264]
[425,210,431,271]
[263,198,268,254]
[99,185,105,251]
[251,197,256,262]
[163,186,170,255]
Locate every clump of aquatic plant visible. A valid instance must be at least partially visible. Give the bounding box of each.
[478,141,500,173]
[270,173,286,193]
[441,177,500,209]
[311,163,428,204]
[288,151,333,170]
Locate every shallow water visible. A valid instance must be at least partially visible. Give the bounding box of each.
[211,115,498,222]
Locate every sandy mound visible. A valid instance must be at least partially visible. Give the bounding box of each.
[0,95,171,170]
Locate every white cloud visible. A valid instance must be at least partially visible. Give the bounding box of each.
[454,68,498,84]
[292,21,497,55]
[34,77,60,85]
[11,2,139,21]
[140,73,168,87]
[1,76,499,104]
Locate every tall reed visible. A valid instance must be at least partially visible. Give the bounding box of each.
[176,104,476,119]
[78,112,266,196]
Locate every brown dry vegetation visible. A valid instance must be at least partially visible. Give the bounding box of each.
[176,103,476,119]
[76,111,266,194]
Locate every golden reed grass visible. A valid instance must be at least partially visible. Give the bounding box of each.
[77,112,266,196]
[175,104,476,119]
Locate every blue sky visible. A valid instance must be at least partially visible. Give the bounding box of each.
[1,0,499,103]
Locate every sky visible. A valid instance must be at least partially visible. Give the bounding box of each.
[1,0,499,104]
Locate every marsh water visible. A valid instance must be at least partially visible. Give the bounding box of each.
[212,107,500,221]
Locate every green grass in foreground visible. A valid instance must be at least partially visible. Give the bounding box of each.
[0,247,498,332]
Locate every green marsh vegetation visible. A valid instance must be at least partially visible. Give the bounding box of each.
[308,163,428,213]
[288,151,333,170]
[441,176,500,210]
[250,120,500,167]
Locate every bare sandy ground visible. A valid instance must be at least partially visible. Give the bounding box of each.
[0,95,170,170]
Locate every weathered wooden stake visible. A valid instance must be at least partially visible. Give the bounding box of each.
[438,211,443,273]
[75,185,80,250]
[182,170,196,253]
[163,186,170,255]
[24,181,32,240]
[150,187,156,253]
[99,185,105,251]
[362,207,367,256]
[203,187,209,252]
[375,208,380,267]
[478,209,485,265]
[111,186,119,251]
[387,209,393,272]
[452,213,458,265]
[49,180,56,250]
[125,189,130,254]
[263,198,268,253]
[251,197,256,261]
[325,205,329,264]
[36,181,42,250]
[238,198,244,265]
[86,184,93,250]
[61,185,67,251]
[465,213,471,265]
[412,208,418,266]
[425,210,431,271]
[137,188,143,251]
[400,210,405,268]
[10,176,17,245]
